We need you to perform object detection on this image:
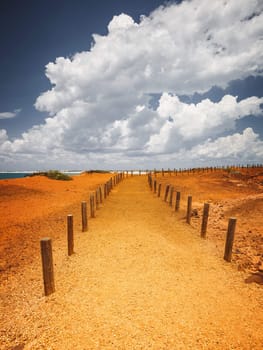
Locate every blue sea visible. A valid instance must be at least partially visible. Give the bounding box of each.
[0,172,82,180]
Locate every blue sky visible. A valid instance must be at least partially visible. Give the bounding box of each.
[0,0,262,170]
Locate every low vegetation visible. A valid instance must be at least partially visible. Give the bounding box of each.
[29,170,72,181]
[83,170,109,174]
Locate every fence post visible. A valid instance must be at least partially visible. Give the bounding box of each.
[90,194,95,218]
[175,191,181,211]
[186,196,192,224]
[99,186,103,203]
[40,238,55,296]
[169,186,174,206]
[95,189,99,209]
[157,183,161,197]
[153,180,157,193]
[164,184,170,202]
[201,203,210,238]
[81,201,88,232]
[67,214,74,256]
[224,218,237,262]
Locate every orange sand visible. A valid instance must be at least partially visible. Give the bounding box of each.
[0,173,113,279]
[0,171,262,349]
[154,167,263,272]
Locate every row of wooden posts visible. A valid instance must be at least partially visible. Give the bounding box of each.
[40,173,124,296]
[147,174,237,264]
[147,164,263,177]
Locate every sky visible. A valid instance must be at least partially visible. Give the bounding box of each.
[0,0,263,171]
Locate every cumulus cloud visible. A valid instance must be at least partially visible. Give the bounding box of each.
[0,129,8,143]
[146,93,263,153]
[35,0,263,115]
[0,109,21,119]
[1,0,263,169]
[175,128,263,161]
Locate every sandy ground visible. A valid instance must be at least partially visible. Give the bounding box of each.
[0,172,263,349]
[0,173,113,281]
[153,167,263,274]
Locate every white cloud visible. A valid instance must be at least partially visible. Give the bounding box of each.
[146,93,263,153]
[176,128,263,160]
[0,109,21,119]
[1,0,263,169]
[0,129,8,143]
[35,0,263,114]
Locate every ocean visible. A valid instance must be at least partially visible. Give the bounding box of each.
[0,172,82,180]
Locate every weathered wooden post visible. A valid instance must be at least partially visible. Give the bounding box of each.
[224,218,237,262]
[186,195,192,224]
[40,238,55,296]
[104,183,107,199]
[157,183,161,197]
[95,189,99,209]
[201,203,210,238]
[153,179,157,193]
[164,184,170,202]
[67,214,74,256]
[90,194,95,218]
[169,186,174,206]
[81,201,88,232]
[175,191,181,211]
[99,186,103,203]
[149,174,153,190]
[106,181,109,194]
[162,168,164,176]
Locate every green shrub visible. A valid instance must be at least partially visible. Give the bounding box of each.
[29,170,72,181]
[83,170,109,174]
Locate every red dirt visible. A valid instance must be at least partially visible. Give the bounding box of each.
[154,167,263,273]
[0,173,113,280]
[0,170,263,349]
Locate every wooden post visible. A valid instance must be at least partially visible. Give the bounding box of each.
[186,196,192,224]
[40,238,55,296]
[81,201,88,231]
[95,189,99,209]
[201,203,210,238]
[153,180,157,193]
[169,186,174,206]
[67,214,74,256]
[90,195,95,218]
[106,182,109,196]
[99,186,103,203]
[164,184,170,202]
[175,191,181,211]
[157,183,161,197]
[224,218,237,262]
[104,183,107,199]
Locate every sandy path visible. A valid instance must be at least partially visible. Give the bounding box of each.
[1,176,263,349]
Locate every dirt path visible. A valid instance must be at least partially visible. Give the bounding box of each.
[1,176,263,349]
